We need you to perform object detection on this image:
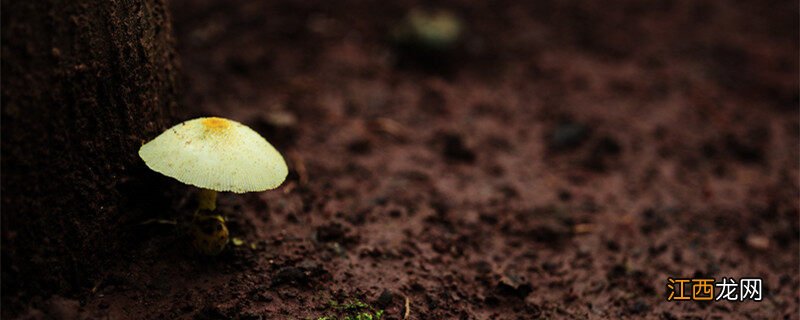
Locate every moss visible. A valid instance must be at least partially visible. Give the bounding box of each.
[313,298,384,320]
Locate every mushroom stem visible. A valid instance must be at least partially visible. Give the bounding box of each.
[198,188,217,211]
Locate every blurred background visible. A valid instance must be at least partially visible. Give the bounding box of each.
[3,0,798,318]
[168,0,798,317]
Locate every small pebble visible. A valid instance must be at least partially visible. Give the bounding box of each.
[746,235,770,250]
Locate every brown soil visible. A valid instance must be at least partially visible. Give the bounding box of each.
[6,0,799,319]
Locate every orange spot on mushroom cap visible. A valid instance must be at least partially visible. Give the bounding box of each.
[201,117,231,131]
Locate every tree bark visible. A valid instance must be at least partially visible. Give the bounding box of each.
[1,0,180,298]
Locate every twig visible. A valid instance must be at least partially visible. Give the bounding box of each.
[403,295,411,320]
[370,117,407,141]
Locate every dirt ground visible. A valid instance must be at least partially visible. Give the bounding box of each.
[8,0,799,319]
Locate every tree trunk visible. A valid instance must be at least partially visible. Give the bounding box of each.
[1,0,180,298]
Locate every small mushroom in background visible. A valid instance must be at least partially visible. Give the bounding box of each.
[394,9,463,51]
[139,117,288,254]
[391,8,464,71]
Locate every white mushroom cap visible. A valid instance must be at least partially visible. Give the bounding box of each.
[138,117,288,193]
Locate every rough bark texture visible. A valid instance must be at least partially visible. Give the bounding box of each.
[1,0,179,298]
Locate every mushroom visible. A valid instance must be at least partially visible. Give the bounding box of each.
[138,116,288,254]
[394,9,463,51]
